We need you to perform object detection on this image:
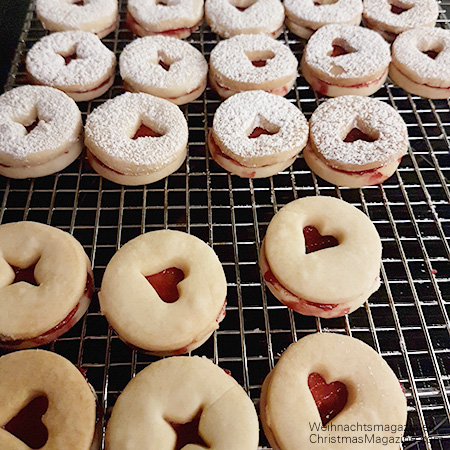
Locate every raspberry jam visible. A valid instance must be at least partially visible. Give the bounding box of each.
[11,263,39,286]
[25,120,39,134]
[344,128,377,143]
[4,395,49,449]
[390,2,412,14]
[168,410,209,450]
[303,226,339,254]
[308,373,348,426]
[63,53,77,65]
[248,127,274,138]
[146,267,185,303]
[133,124,162,139]
[159,59,171,71]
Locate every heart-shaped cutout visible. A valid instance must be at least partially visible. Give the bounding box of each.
[167,409,210,450]
[3,395,49,449]
[146,267,185,303]
[133,124,162,139]
[344,128,377,143]
[308,373,348,426]
[303,226,339,254]
[11,262,39,286]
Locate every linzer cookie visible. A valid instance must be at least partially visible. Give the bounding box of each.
[301,24,390,97]
[106,356,259,449]
[304,96,408,187]
[127,0,204,38]
[260,196,382,318]
[26,31,116,102]
[0,350,99,450]
[0,85,83,179]
[84,92,188,186]
[120,35,208,105]
[0,222,93,349]
[284,0,363,40]
[363,0,439,43]
[36,0,118,38]
[209,34,298,99]
[390,27,450,99]
[208,91,308,178]
[99,230,227,356]
[205,0,285,38]
[260,333,407,450]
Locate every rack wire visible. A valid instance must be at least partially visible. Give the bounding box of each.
[1,0,450,448]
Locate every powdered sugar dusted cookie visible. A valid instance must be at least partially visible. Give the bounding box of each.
[127,0,204,38]
[205,0,285,38]
[304,96,408,187]
[26,31,116,102]
[301,24,391,97]
[0,85,83,179]
[85,92,188,185]
[36,0,118,38]
[390,27,450,98]
[208,91,308,178]
[284,0,363,40]
[260,196,382,318]
[209,34,298,99]
[120,35,208,105]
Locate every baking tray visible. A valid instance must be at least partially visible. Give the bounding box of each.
[1,0,450,448]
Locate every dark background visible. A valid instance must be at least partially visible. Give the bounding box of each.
[0,0,30,92]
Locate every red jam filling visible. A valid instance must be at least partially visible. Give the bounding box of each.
[133,124,162,139]
[11,262,39,286]
[25,120,39,134]
[3,395,49,449]
[159,59,171,71]
[74,0,84,5]
[168,410,210,450]
[146,267,185,303]
[344,128,377,143]
[308,373,348,426]
[62,53,77,65]
[303,226,339,254]
[423,49,440,60]
[390,2,412,14]
[248,127,275,138]
[251,60,268,67]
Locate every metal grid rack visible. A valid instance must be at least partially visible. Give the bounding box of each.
[1,0,450,448]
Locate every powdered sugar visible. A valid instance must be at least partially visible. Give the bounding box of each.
[120,36,207,95]
[392,27,450,86]
[85,92,188,171]
[285,0,363,25]
[36,0,118,34]
[363,0,439,28]
[0,85,81,163]
[128,0,203,30]
[210,34,297,85]
[205,0,284,38]
[26,31,116,90]
[310,96,408,167]
[304,24,391,79]
[212,91,308,162]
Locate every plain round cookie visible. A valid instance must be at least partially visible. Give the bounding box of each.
[260,333,407,450]
[84,92,188,186]
[390,27,450,99]
[301,24,391,97]
[284,0,363,40]
[26,31,116,102]
[120,35,208,105]
[106,356,259,450]
[36,0,118,38]
[209,34,298,99]
[0,85,83,179]
[0,221,93,349]
[99,230,227,355]
[363,0,439,42]
[208,91,309,178]
[127,0,204,38]
[304,95,408,187]
[205,0,285,38]
[0,350,98,450]
[260,196,382,318]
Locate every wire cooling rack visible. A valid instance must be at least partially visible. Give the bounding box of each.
[1,1,450,449]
